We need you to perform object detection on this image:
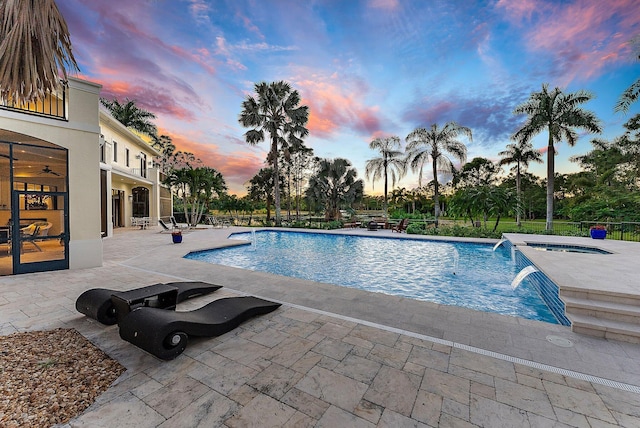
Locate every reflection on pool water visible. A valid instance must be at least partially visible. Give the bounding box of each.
[185,231,559,324]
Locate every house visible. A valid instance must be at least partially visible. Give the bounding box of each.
[0,77,169,276]
[98,107,169,237]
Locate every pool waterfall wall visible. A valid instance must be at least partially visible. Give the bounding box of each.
[502,239,571,326]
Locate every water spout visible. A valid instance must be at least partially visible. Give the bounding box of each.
[493,238,507,251]
[251,229,257,250]
[511,265,538,289]
[452,248,460,275]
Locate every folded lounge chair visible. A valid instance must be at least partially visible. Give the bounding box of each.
[75,281,222,325]
[170,216,187,230]
[119,296,282,360]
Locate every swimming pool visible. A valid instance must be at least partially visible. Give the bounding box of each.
[186,231,559,324]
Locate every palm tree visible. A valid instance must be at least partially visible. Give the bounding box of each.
[365,136,406,217]
[164,166,226,227]
[306,158,364,220]
[0,0,79,104]
[513,84,602,230]
[615,35,640,114]
[405,122,471,224]
[239,81,309,226]
[498,139,542,226]
[101,98,158,138]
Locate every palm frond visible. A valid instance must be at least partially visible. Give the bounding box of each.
[0,0,79,103]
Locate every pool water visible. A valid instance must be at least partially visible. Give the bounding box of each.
[186,231,559,324]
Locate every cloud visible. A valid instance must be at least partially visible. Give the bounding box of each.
[368,0,400,11]
[295,72,385,139]
[100,81,196,121]
[165,131,265,193]
[401,84,532,148]
[496,0,640,83]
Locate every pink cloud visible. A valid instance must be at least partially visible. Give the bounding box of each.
[297,77,383,139]
[100,81,196,121]
[497,0,640,82]
[368,0,400,10]
[165,132,265,194]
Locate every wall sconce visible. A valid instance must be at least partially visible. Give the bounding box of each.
[128,195,133,201]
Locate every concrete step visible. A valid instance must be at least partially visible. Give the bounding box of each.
[561,288,640,307]
[562,295,640,325]
[568,313,640,344]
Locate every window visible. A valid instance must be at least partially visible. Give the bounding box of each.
[113,141,118,162]
[125,148,130,167]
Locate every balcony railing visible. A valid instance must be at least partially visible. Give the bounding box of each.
[0,83,67,120]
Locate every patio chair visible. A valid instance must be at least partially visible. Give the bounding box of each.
[20,224,42,251]
[392,218,409,233]
[170,216,187,230]
[118,296,281,360]
[158,219,174,233]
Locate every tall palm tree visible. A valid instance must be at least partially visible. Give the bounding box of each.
[306,158,364,220]
[0,0,79,104]
[513,84,602,230]
[101,98,158,138]
[405,122,471,224]
[498,139,542,226]
[365,136,406,217]
[239,81,309,226]
[615,35,640,114]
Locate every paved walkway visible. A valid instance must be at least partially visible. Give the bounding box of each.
[1,227,640,427]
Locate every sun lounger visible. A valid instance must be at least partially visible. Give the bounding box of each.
[118,296,282,360]
[75,281,222,325]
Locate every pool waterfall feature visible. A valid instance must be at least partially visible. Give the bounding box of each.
[500,239,571,326]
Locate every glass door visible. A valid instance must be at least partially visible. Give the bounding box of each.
[0,142,11,275]
[10,142,69,275]
[13,191,68,274]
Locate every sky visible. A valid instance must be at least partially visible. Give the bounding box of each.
[59,0,640,195]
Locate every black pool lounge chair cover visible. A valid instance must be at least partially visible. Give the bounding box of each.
[75,281,222,325]
[118,296,281,360]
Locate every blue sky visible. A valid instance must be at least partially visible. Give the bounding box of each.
[59,0,640,195]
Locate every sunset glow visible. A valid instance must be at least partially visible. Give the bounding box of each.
[60,0,640,194]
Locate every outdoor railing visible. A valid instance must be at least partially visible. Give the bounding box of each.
[428,219,640,242]
[0,83,67,120]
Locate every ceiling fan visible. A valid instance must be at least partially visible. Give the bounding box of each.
[39,165,61,176]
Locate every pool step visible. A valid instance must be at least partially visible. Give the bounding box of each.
[562,294,640,344]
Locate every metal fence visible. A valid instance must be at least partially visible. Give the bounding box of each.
[0,84,67,120]
[432,219,640,242]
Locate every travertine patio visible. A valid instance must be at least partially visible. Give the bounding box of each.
[1,226,640,427]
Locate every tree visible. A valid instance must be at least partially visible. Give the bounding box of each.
[248,168,282,224]
[307,158,364,220]
[498,140,542,226]
[454,157,499,188]
[513,84,602,230]
[151,134,177,174]
[239,81,309,226]
[101,97,158,138]
[405,122,471,224]
[280,140,314,221]
[451,185,512,231]
[615,35,640,114]
[365,136,406,217]
[164,166,226,227]
[0,0,79,104]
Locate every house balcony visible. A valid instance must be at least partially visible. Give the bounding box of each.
[0,83,68,121]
